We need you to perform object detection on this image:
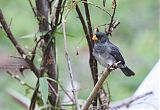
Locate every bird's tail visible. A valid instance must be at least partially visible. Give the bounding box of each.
[121,66,135,77]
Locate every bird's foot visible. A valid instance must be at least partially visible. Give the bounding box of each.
[110,61,121,70]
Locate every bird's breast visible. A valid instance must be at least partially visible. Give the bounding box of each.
[93,49,116,67]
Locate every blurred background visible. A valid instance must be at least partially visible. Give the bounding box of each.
[0,0,159,109]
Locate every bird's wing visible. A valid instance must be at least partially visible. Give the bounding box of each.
[109,44,125,65]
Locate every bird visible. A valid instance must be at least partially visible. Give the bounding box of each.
[92,32,135,77]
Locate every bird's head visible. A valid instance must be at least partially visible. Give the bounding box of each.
[92,32,109,44]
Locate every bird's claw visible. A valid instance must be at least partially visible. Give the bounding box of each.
[110,61,121,70]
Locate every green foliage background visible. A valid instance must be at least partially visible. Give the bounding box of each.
[0,0,159,109]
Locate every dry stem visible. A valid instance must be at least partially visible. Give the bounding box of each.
[82,68,111,110]
[62,19,80,110]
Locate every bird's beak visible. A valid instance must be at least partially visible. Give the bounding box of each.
[92,35,98,41]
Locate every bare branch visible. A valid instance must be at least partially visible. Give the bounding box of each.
[29,81,39,110]
[7,71,34,90]
[110,91,153,109]
[82,68,111,110]
[35,0,63,108]
[74,4,90,49]
[75,1,99,107]
[83,1,99,105]
[106,82,111,104]
[82,1,111,17]
[59,84,75,103]
[28,0,37,18]
[47,77,75,103]
[31,37,43,62]
[0,9,39,77]
[75,0,98,89]
[51,0,63,29]
[107,0,117,35]
[62,19,80,110]
[83,0,93,41]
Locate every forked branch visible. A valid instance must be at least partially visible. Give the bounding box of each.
[0,9,39,77]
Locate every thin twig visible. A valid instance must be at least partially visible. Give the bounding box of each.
[57,0,67,25]
[59,84,75,103]
[82,68,111,110]
[62,19,80,110]
[7,71,34,90]
[48,82,58,97]
[28,0,37,18]
[48,81,60,106]
[107,0,117,35]
[28,0,51,26]
[31,37,42,62]
[75,4,91,49]
[83,0,93,47]
[9,18,13,28]
[110,91,153,109]
[83,1,99,106]
[0,9,39,77]
[106,82,111,104]
[75,1,99,107]
[75,1,99,87]
[82,1,111,17]
[51,0,63,30]
[47,77,75,103]
[29,81,39,110]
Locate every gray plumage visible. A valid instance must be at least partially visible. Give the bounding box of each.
[93,32,135,76]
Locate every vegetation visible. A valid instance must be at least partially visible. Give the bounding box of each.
[0,0,158,110]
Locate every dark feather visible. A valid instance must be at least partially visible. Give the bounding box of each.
[121,66,135,76]
[109,43,125,65]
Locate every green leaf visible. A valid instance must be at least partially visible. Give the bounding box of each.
[55,31,75,38]
[18,31,74,39]
[18,31,48,39]
[45,77,58,84]
[39,77,48,105]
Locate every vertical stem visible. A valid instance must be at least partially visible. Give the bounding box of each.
[83,0,98,107]
[62,19,80,110]
[35,0,59,108]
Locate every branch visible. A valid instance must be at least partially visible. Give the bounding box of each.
[82,68,111,110]
[75,1,98,87]
[47,77,75,103]
[59,84,75,103]
[51,0,63,30]
[7,71,34,90]
[75,3,98,82]
[29,81,39,110]
[62,19,80,110]
[110,91,153,109]
[82,1,111,17]
[28,0,37,18]
[75,4,91,50]
[35,0,61,108]
[0,9,39,77]
[83,0,93,45]
[31,37,42,62]
[75,1,99,107]
[83,0,99,88]
[57,0,67,25]
[28,0,51,27]
[107,0,117,35]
